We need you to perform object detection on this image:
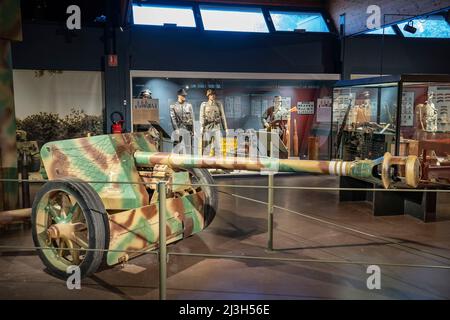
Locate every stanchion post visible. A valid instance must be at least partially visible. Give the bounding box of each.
[158,181,167,300]
[267,173,274,251]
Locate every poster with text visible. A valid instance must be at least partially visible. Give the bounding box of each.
[317,97,332,123]
[429,86,450,132]
[400,92,415,127]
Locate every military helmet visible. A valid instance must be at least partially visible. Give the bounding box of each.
[139,89,152,98]
[206,89,216,97]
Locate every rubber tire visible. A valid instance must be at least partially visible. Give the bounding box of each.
[67,178,110,265]
[31,179,108,279]
[190,168,218,228]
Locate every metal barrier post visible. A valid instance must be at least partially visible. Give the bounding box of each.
[267,173,274,251]
[158,181,167,300]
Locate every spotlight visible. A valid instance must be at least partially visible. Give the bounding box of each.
[403,21,417,34]
[94,15,107,23]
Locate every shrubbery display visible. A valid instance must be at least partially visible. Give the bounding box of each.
[17,108,103,147]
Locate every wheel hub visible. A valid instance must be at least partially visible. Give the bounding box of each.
[47,222,86,241]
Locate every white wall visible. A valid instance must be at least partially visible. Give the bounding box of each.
[13,70,104,119]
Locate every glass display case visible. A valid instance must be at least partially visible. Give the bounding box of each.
[131,73,336,161]
[331,75,450,165]
[334,75,450,222]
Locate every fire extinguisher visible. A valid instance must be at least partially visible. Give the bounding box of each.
[110,111,125,134]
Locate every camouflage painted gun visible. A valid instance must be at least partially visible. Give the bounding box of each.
[32,133,420,278]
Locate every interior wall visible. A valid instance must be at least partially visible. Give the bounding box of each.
[11,23,104,71]
[13,70,104,119]
[328,0,449,36]
[129,26,340,74]
[10,8,450,137]
[343,36,450,77]
[12,69,104,146]
[11,22,340,74]
[11,21,340,137]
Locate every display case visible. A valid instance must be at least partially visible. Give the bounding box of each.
[331,75,450,164]
[333,75,450,222]
[131,72,337,161]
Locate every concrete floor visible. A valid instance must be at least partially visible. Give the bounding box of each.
[0,175,449,299]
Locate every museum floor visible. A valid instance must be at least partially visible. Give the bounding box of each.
[0,175,449,300]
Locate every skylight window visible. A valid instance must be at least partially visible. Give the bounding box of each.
[200,5,269,33]
[132,4,196,27]
[365,26,396,35]
[269,11,329,32]
[398,15,450,38]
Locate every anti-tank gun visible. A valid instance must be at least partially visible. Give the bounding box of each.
[31,133,420,278]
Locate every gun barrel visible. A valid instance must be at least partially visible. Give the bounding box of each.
[134,151,373,178]
[135,151,421,189]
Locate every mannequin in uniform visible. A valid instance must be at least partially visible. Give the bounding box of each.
[424,92,438,132]
[169,88,194,134]
[351,91,371,127]
[417,92,438,133]
[169,89,194,152]
[199,89,227,155]
[261,96,289,139]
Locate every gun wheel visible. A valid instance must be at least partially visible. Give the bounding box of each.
[31,180,108,279]
[189,168,218,227]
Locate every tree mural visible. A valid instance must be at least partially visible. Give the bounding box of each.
[17,108,103,147]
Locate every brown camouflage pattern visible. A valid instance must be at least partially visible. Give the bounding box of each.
[107,191,206,265]
[41,133,159,210]
[0,0,22,210]
[0,0,22,41]
[135,151,420,189]
[0,39,18,210]
[39,133,209,266]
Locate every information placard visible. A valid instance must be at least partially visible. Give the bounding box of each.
[297,101,315,115]
[401,92,415,127]
[132,98,159,125]
[317,98,332,122]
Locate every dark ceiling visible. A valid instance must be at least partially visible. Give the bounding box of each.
[20,0,108,24]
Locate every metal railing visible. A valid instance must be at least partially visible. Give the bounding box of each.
[1,176,450,299]
[155,177,450,299]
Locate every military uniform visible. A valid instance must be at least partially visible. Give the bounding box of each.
[262,105,289,137]
[199,100,227,155]
[169,101,194,134]
[199,100,227,132]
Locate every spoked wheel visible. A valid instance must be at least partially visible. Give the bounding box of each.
[31,180,108,279]
[188,168,218,228]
